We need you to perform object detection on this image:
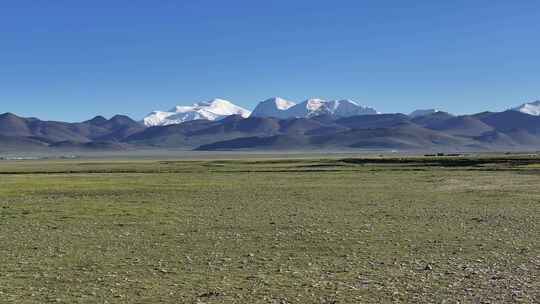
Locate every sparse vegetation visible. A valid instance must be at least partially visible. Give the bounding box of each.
[0,156,539,303]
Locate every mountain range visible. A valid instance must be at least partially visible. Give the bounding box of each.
[250,97,378,120]
[2,98,540,153]
[143,98,251,126]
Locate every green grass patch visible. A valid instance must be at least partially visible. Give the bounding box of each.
[0,157,539,303]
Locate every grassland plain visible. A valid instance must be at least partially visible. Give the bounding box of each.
[0,156,539,303]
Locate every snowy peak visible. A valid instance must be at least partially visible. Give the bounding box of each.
[143,98,251,126]
[272,97,296,110]
[328,99,378,116]
[282,98,325,118]
[304,98,327,111]
[145,96,379,125]
[193,98,250,117]
[258,97,295,110]
[512,100,540,116]
[250,97,296,119]
[409,109,442,118]
[279,98,377,118]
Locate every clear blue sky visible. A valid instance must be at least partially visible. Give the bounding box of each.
[1,0,539,121]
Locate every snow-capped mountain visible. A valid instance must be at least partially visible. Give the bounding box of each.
[409,109,441,118]
[143,98,251,126]
[251,98,378,119]
[324,99,379,117]
[250,97,296,119]
[283,98,327,118]
[289,98,378,118]
[512,101,540,116]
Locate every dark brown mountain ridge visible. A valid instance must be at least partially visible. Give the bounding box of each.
[2,110,540,152]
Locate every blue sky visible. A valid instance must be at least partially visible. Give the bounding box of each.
[1,0,539,121]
